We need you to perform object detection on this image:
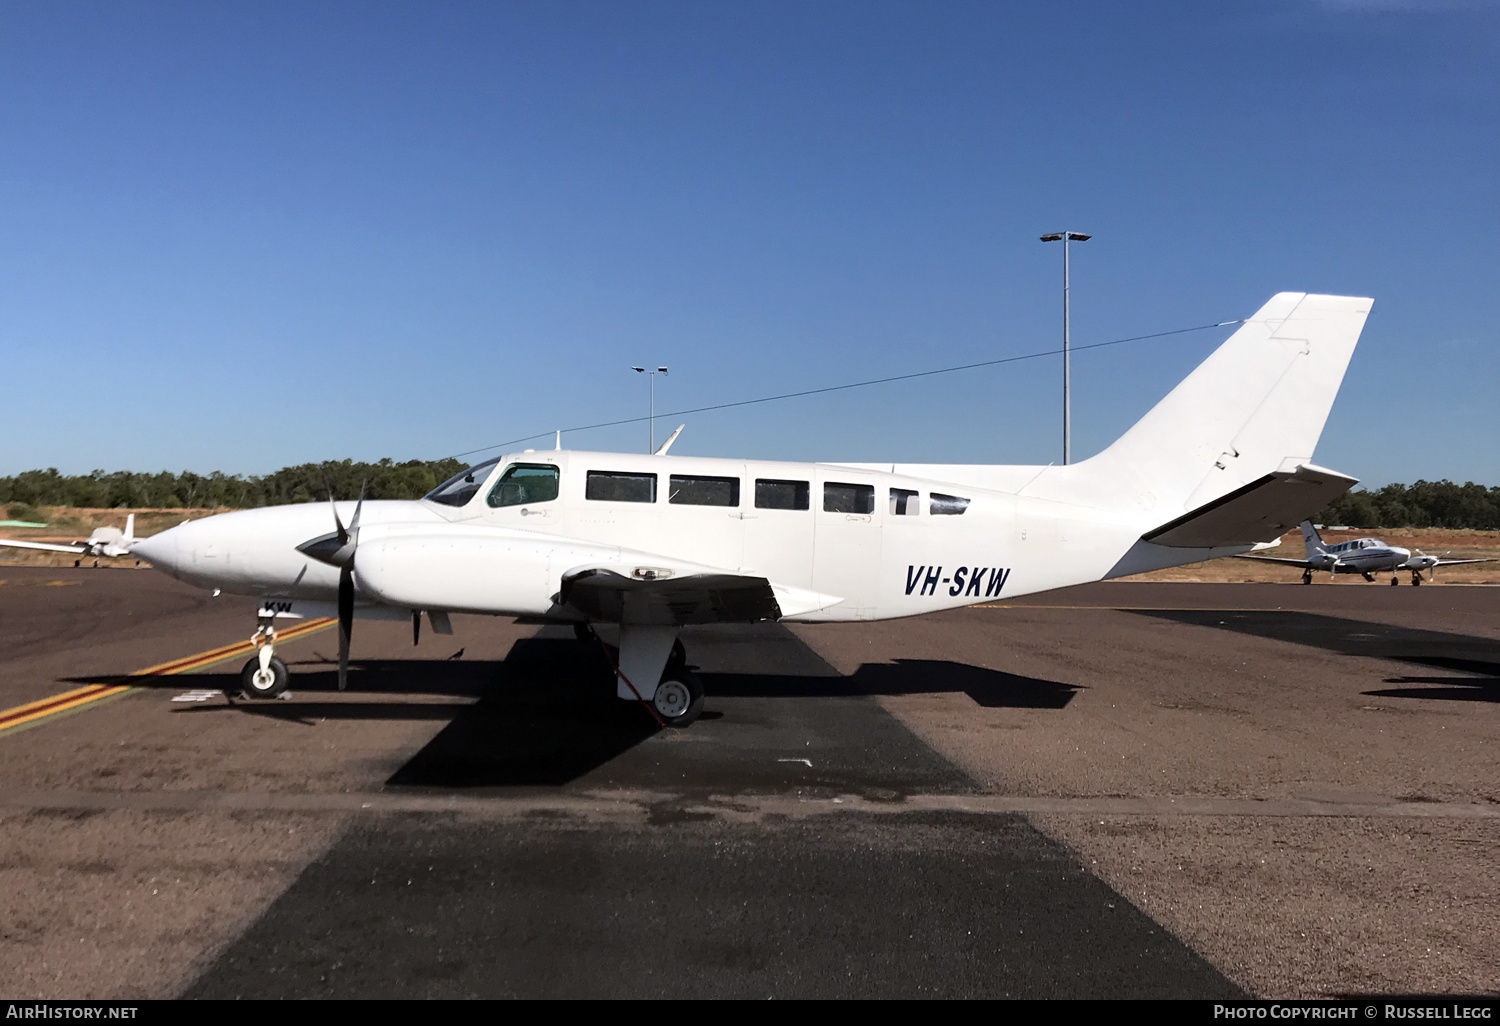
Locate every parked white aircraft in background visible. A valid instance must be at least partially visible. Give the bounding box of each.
[0,514,140,565]
[134,292,1370,726]
[1235,520,1495,585]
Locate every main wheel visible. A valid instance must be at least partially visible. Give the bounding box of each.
[1412,574,1422,587]
[1301,571,1312,585]
[240,654,290,699]
[652,672,704,727]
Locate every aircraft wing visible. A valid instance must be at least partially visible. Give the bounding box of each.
[559,566,842,625]
[0,538,87,554]
[1142,463,1357,548]
[1230,554,1313,568]
[1431,557,1499,567]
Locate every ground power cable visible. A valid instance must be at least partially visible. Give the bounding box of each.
[447,318,1244,463]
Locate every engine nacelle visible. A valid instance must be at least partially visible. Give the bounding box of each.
[354,526,621,617]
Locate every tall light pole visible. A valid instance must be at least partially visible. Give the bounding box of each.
[1039,231,1090,464]
[631,366,668,452]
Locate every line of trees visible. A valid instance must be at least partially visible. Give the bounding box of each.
[1314,480,1500,531]
[0,459,465,512]
[2,463,1497,530]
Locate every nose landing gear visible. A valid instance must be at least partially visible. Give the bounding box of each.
[240,618,291,699]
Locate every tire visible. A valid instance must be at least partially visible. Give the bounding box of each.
[652,672,704,727]
[240,654,290,699]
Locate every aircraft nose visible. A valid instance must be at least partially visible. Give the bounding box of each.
[132,524,183,574]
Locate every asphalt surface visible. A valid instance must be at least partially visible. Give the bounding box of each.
[1,567,1497,998]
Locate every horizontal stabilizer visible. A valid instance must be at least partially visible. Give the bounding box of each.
[1142,463,1356,549]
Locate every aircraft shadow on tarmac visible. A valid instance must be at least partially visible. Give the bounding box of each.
[64,629,1077,788]
[1134,609,1500,704]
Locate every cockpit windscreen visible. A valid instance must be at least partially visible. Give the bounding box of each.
[424,458,500,507]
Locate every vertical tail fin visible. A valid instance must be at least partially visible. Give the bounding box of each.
[1299,520,1325,559]
[1022,292,1371,522]
[124,513,135,542]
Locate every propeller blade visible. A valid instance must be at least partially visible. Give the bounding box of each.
[322,472,349,545]
[337,566,354,691]
[349,482,366,540]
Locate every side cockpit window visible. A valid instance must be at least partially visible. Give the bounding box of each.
[425,458,500,507]
[487,464,560,508]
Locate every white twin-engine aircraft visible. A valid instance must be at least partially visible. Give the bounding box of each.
[134,292,1370,726]
[0,514,138,563]
[1237,520,1494,585]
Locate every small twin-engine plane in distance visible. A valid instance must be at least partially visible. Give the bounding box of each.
[0,514,139,566]
[1235,520,1495,586]
[133,292,1370,726]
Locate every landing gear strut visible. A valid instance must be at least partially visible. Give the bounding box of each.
[585,623,705,728]
[1411,571,1423,586]
[240,617,291,699]
[1301,569,1313,585]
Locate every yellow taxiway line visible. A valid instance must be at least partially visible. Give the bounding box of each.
[0,617,336,735]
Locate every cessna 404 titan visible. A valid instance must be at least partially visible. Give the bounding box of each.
[133,292,1369,726]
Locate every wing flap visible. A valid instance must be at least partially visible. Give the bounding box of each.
[1143,463,1357,549]
[560,568,782,625]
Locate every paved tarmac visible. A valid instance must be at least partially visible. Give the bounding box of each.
[0,566,1495,998]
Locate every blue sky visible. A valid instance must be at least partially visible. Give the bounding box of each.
[2,0,1496,486]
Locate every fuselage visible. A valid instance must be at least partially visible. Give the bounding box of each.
[1308,537,1411,573]
[135,448,1178,624]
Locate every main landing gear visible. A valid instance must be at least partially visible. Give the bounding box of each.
[577,623,704,727]
[1390,574,1400,586]
[239,616,291,699]
[1301,569,1313,585]
[1411,570,1424,587]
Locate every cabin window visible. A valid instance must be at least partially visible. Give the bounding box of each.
[425,457,500,507]
[586,471,657,503]
[669,475,740,507]
[824,482,875,515]
[929,492,970,516]
[486,464,559,508]
[889,488,919,516]
[756,479,809,511]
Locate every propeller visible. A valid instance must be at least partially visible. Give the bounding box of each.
[296,481,365,690]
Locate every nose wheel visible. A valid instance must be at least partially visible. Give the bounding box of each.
[240,651,290,698]
[240,619,292,699]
